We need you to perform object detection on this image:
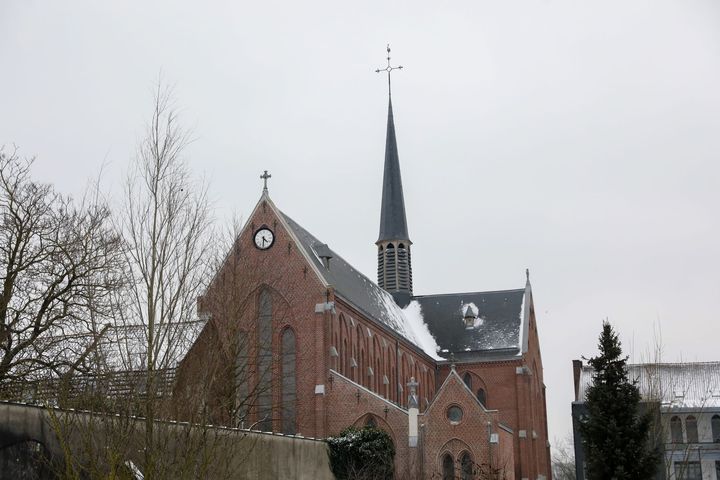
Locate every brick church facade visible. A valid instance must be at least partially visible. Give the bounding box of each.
[174,82,551,479]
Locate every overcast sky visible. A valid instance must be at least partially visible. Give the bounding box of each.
[2,0,719,448]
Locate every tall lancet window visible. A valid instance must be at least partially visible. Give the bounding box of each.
[281,328,297,434]
[235,330,249,424]
[257,289,273,431]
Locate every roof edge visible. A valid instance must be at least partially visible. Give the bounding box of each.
[413,287,526,299]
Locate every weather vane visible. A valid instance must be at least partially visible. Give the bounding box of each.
[375,44,403,96]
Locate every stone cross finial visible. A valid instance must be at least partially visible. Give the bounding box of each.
[260,170,272,193]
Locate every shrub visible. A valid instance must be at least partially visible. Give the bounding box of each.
[327,426,395,480]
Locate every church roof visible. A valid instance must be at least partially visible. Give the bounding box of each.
[414,289,528,359]
[377,98,409,243]
[280,211,431,356]
[279,203,531,363]
[577,362,720,409]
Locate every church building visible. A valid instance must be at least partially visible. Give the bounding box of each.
[175,52,551,480]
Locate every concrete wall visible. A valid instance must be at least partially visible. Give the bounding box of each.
[0,401,334,480]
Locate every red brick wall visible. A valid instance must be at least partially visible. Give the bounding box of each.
[420,370,514,480]
[329,299,436,408]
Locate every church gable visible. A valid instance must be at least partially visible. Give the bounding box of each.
[425,368,495,418]
[420,368,512,479]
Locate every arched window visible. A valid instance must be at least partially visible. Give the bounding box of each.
[670,415,683,443]
[686,416,698,443]
[460,451,473,480]
[257,289,273,431]
[463,372,472,390]
[477,388,487,407]
[712,415,720,443]
[235,330,249,423]
[442,453,454,480]
[281,328,297,435]
[365,415,377,428]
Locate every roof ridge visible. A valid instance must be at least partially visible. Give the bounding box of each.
[582,361,720,370]
[413,288,525,298]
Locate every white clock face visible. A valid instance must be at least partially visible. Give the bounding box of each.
[254,228,274,250]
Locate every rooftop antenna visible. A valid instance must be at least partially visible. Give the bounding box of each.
[375,44,403,97]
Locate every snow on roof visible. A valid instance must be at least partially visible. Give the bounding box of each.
[578,362,720,409]
[415,289,526,359]
[401,301,442,360]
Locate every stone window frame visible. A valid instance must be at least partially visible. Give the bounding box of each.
[446,404,464,425]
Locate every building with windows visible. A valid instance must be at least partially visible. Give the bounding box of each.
[572,360,720,480]
[174,66,551,479]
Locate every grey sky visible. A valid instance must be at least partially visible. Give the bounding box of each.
[2,0,719,448]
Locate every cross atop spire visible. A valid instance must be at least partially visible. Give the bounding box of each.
[375,44,403,97]
[260,170,271,193]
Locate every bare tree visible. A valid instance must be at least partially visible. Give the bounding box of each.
[551,435,576,480]
[112,82,214,478]
[0,147,122,390]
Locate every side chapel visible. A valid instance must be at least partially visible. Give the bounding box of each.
[175,50,551,480]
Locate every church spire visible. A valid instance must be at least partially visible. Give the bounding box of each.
[377,97,409,242]
[375,45,412,307]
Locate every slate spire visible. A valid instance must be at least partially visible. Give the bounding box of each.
[374,45,413,307]
[377,97,410,242]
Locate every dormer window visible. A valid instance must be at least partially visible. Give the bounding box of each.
[463,305,476,329]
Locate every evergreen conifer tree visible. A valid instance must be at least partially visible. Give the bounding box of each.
[579,321,660,480]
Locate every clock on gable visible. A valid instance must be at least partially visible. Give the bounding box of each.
[253,227,275,250]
